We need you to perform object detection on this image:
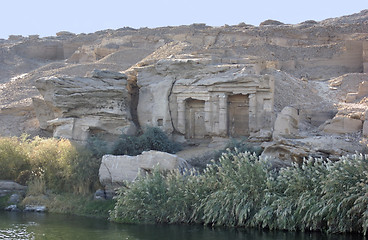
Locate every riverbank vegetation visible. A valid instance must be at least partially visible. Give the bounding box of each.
[0,127,181,189]
[0,135,100,193]
[0,128,181,218]
[0,135,114,218]
[111,151,368,235]
[3,133,368,234]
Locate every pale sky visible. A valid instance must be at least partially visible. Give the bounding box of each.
[0,0,367,39]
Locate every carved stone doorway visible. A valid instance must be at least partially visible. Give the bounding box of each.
[227,94,249,137]
[185,99,206,139]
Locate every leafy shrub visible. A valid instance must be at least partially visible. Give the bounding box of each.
[26,177,47,196]
[0,136,30,181]
[86,135,111,159]
[0,135,102,194]
[27,138,77,192]
[112,126,181,156]
[140,126,182,153]
[68,146,102,195]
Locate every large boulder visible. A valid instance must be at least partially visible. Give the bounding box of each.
[34,70,135,141]
[273,106,299,139]
[323,116,362,134]
[0,180,27,197]
[99,150,191,191]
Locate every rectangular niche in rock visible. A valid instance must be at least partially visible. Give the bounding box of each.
[227,94,249,137]
[185,99,206,139]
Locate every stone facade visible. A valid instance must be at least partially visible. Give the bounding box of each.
[171,73,274,139]
[136,57,274,140]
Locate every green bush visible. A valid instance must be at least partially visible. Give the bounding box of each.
[318,154,368,234]
[0,195,10,209]
[112,126,181,156]
[253,157,330,231]
[86,135,111,159]
[28,137,75,192]
[68,146,102,195]
[0,136,30,181]
[21,193,115,219]
[110,152,368,235]
[111,150,268,226]
[0,136,102,195]
[199,151,268,227]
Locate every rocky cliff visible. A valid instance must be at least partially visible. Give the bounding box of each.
[1,10,368,161]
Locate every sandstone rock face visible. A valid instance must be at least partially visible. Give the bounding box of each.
[99,151,190,190]
[34,70,135,141]
[323,116,363,134]
[273,107,299,139]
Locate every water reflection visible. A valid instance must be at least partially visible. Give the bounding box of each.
[0,211,365,240]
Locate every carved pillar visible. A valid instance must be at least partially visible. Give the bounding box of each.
[364,41,368,73]
[204,101,211,134]
[218,93,227,136]
[248,93,257,132]
[177,99,186,134]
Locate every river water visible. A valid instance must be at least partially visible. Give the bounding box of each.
[0,211,365,240]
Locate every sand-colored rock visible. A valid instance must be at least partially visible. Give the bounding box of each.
[323,116,363,134]
[363,120,368,137]
[262,135,363,163]
[273,107,299,139]
[99,151,190,190]
[34,70,135,141]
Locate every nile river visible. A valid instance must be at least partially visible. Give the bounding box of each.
[0,211,364,240]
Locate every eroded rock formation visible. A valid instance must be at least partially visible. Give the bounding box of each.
[33,70,135,141]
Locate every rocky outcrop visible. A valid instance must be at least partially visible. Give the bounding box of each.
[99,151,190,191]
[0,180,27,197]
[323,116,363,134]
[33,70,135,141]
[262,135,363,163]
